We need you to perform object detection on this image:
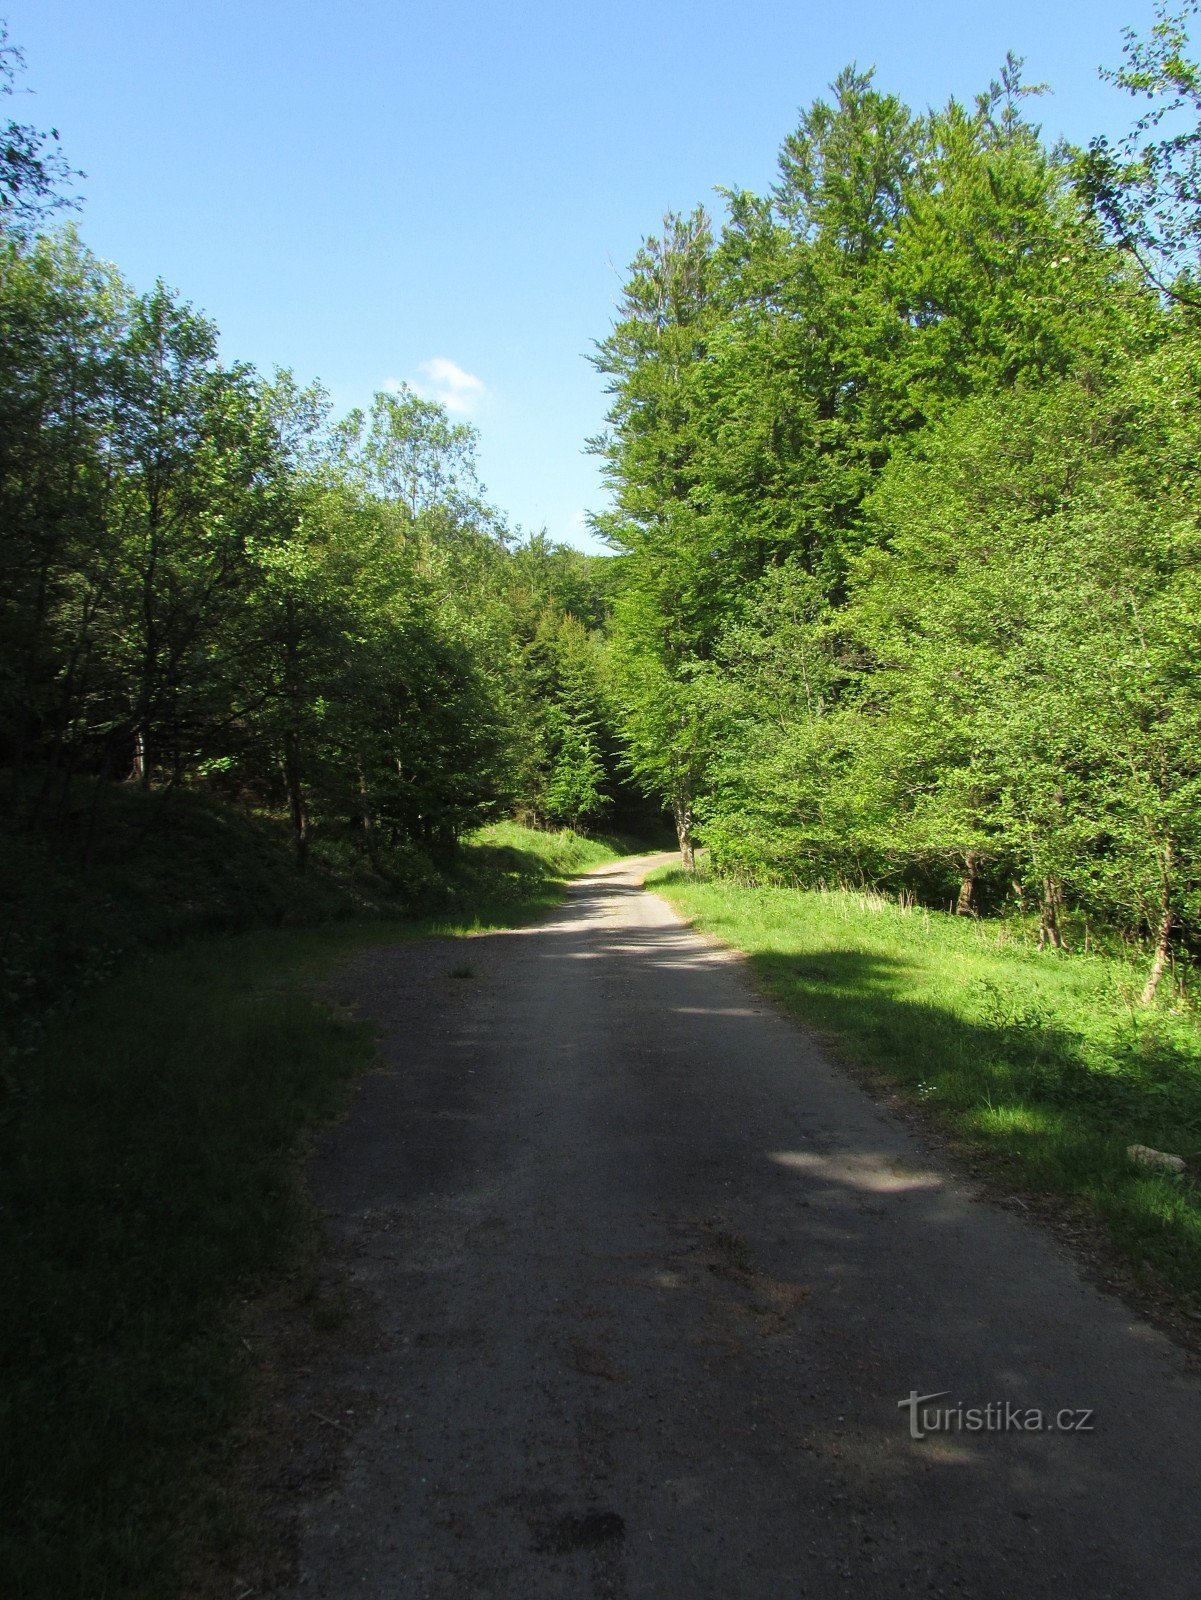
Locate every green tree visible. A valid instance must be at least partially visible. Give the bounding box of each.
[591,208,716,863]
[0,24,79,232]
[103,284,277,790]
[1082,1,1201,304]
[0,229,126,788]
[853,367,1200,991]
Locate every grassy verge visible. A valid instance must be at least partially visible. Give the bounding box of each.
[649,867,1201,1307]
[461,819,631,899]
[1,822,629,1600]
[0,784,633,1060]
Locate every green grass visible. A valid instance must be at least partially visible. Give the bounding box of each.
[0,784,632,1062]
[0,785,389,1063]
[1,816,635,1600]
[468,819,628,878]
[650,867,1201,1306]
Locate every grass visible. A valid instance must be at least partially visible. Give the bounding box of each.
[470,818,635,874]
[0,785,386,1064]
[649,866,1201,1307]
[0,782,633,1061]
[0,813,633,1600]
[0,928,374,1600]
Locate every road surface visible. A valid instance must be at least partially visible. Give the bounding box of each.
[263,856,1201,1598]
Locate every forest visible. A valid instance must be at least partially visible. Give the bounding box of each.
[0,28,667,1043]
[5,12,1200,1014]
[592,25,1201,1005]
[0,191,639,863]
[5,8,1201,1597]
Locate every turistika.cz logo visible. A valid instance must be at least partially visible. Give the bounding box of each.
[898,1390,1095,1441]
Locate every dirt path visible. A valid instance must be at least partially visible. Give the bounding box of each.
[261,857,1201,1598]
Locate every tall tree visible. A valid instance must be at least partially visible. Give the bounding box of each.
[591,208,717,864]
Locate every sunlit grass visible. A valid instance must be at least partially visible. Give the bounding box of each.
[967,1104,1059,1137]
[470,819,627,872]
[649,867,1201,1305]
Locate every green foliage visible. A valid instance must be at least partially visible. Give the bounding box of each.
[589,208,719,857]
[0,205,636,903]
[1082,1,1201,303]
[598,37,1201,995]
[511,609,611,829]
[0,24,79,230]
[849,370,1201,938]
[0,24,641,880]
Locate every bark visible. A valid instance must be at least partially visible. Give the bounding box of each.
[283,730,309,871]
[359,762,382,875]
[956,853,979,916]
[1140,848,1174,1006]
[673,793,695,873]
[279,617,310,871]
[1038,877,1065,950]
[80,732,117,877]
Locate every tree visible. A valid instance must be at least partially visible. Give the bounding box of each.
[696,560,859,884]
[102,284,277,790]
[0,24,79,233]
[1082,1,1201,304]
[852,367,1201,991]
[883,60,1134,426]
[343,384,484,521]
[591,208,717,864]
[0,229,126,789]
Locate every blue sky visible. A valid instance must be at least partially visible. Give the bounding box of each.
[12,0,1157,551]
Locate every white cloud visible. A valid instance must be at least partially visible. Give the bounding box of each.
[414,356,487,416]
[563,509,607,553]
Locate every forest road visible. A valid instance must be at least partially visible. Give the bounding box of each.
[264,855,1201,1599]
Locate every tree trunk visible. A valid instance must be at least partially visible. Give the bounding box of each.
[956,853,978,916]
[282,730,308,871]
[673,793,695,873]
[80,732,117,877]
[278,622,310,870]
[1038,877,1064,950]
[1140,847,1174,1006]
[358,762,382,875]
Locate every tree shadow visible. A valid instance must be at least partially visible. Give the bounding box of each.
[747,945,1201,1143]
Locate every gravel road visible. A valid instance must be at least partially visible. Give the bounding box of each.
[265,856,1201,1598]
